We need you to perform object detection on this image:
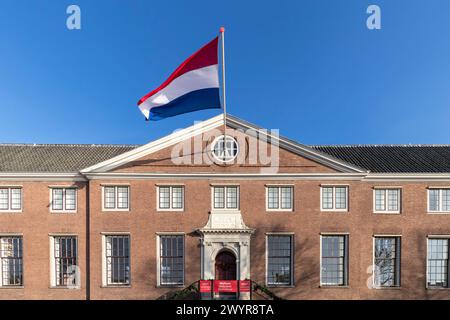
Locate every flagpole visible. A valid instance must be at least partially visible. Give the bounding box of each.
[219,27,227,161]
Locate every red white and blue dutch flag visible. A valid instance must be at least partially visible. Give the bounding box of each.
[137,36,221,120]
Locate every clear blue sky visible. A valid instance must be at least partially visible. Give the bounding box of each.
[1,0,449,145]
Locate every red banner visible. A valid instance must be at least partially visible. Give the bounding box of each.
[239,280,251,292]
[199,280,212,293]
[213,280,238,293]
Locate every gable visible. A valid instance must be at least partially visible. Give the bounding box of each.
[80,114,365,175]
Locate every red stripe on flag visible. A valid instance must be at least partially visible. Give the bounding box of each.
[138,36,218,106]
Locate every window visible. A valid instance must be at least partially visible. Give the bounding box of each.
[158,186,184,211]
[374,237,401,287]
[51,188,77,212]
[104,235,130,285]
[0,188,22,211]
[374,188,401,213]
[213,186,239,210]
[321,235,348,286]
[51,236,78,287]
[158,235,184,286]
[267,186,293,211]
[321,186,348,211]
[212,135,239,163]
[103,186,129,211]
[0,236,23,286]
[427,238,450,288]
[267,235,293,286]
[428,189,450,213]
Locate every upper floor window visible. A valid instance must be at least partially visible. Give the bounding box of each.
[212,135,239,163]
[103,186,129,211]
[373,236,401,288]
[427,238,449,289]
[428,188,450,213]
[374,188,401,213]
[0,187,22,212]
[267,186,293,211]
[321,186,348,211]
[158,186,184,211]
[51,236,78,287]
[103,234,130,286]
[51,188,77,212]
[321,234,349,286]
[0,236,23,287]
[213,186,239,210]
[158,234,184,286]
[267,234,293,286]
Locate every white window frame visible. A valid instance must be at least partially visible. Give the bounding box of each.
[101,233,131,287]
[156,233,185,287]
[372,235,401,289]
[49,235,79,288]
[0,187,22,213]
[0,235,23,287]
[427,188,450,214]
[320,185,348,212]
[265,232,295,287]
[373,188,401,214]
[156,186,184,212]
[211,185,240,211]
[265,185,294,212]
[101,186,130,212]
[319,233,349,287]
[49,187,77,213]
[426,236,450,289]
[211,135,239,163]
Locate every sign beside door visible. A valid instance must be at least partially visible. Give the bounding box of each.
[213,280,237,293]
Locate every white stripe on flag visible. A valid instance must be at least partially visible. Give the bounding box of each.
[139,64,219,118]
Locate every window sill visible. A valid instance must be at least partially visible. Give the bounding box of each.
[372,286,401,290]
[0,211,22,214]
[0,286,24,289]
[101,285,131,288]
[157,285,185,288]
[319,285,349,289]
[49,286,81,289]
[50,211,77,214]
[320,210,348,213]
[266,284,295,288]
[266,210,294,213]
[157,210,184,213]
[102,210,130,213]
[426,287,450,290]
[373,212,401,215]
[427,212,450,215]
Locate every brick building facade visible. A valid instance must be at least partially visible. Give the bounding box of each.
[0,114,449,300]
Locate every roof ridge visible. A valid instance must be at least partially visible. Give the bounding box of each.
[0,143,140,147]
[311,144,450,147]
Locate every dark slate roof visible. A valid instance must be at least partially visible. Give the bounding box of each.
[0,143,449,173]
[312,145,450,173]
[0,144,137,172]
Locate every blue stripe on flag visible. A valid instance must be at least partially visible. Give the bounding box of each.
[148,88,221,121]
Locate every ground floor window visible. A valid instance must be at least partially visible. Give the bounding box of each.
[52,236,78,287]
[0,236,23,286]
[105,235,130,285]
[427,238,449,288]
[374,237,401,287]
[321,234,348,286]
[158,235,184,286]
[266,234,293,286]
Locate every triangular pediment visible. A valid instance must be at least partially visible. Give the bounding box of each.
[80,114,366,175]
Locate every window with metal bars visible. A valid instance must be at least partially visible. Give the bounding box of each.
[51,188,77,212]
[103,186,129,210]
[427,238,450,288]
[267,186,293,210]
[0,188,22,211]
[105,235,130,285]
[267,235,293,286]
[213,186,239,209]
[158,186,184,210]
[0,237,23,286]
[321,186,348,211]
[159,235,184,286]
[374,237,401,287]
[54,236,77,286]
[321,235,348,286]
